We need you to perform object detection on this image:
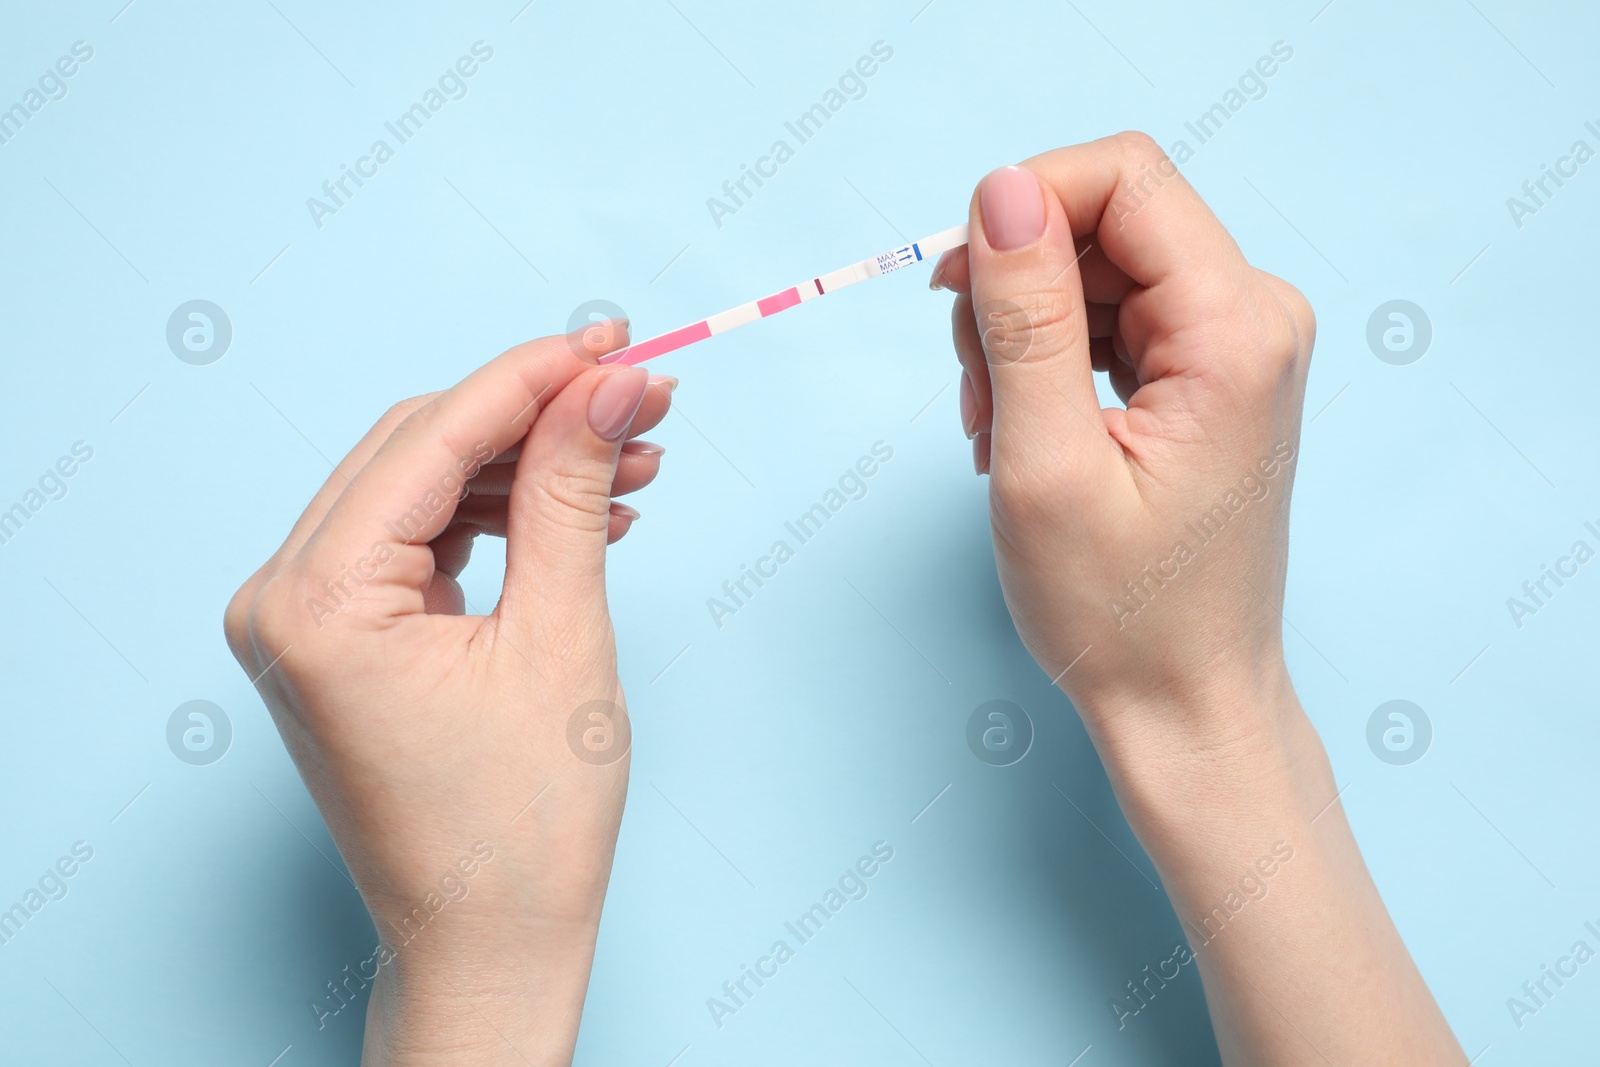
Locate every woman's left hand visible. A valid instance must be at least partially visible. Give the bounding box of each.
[225,324,671,1065]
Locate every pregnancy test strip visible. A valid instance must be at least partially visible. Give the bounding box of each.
[600,223,968,366]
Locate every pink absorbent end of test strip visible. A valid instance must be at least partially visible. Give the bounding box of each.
[599,224,969,367]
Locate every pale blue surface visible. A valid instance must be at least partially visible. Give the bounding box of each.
[2,0,1597,1063]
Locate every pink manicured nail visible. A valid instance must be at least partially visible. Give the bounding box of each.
[588,367,649,441]
[648,374,678,393]
[979,166,1046,251]
[621,439,665,457]
[959,371,978,439]
[610,501,641,521]
[973,431,991,475]
[928,248,959,290]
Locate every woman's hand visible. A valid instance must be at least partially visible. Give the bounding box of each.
[224,325,671,1066]
[935,134,1463,1065]
[935,131,1313,741]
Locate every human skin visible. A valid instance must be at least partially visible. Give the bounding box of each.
[930,132,1464,1064]
[224,322,674,1065]
[226,133,1464,1065]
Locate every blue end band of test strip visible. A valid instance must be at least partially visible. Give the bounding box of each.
[913,243,923,261]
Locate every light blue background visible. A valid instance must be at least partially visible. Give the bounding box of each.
[2,0,1596,1063]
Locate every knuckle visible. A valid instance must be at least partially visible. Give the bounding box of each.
[976,289,1084,368]
[392,404,434,440]
[252,578,300,642]
[380,394,436,434]
[385,393,453,447]
[1255,270,1317,364]
[1218,275,1315,401]
[1287,288,1317,355]
[222,582,257,663]
[1112,129,1165,164]
[531,465,615,533]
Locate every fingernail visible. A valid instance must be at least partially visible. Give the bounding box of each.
[588,367,650,441]
[979,165,1046,251]
[621,439,665,457]
[648,374,678,393]
[928,248,959,291]
[959,371,978,439]
[973,431,991,475]
[610,501,641,522]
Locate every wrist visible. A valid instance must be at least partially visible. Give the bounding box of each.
[1076,663,1336,885]
[360,925,599,1067]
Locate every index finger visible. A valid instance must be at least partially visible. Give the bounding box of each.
[931,131,1249,299]
[1023,131,1249,290]
[297,331,610,579]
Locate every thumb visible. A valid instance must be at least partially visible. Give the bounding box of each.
[968,165,1115,488]
[499,363,649,640]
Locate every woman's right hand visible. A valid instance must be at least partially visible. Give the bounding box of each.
[932,134,1464,1066]
[934,132,1315,743]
